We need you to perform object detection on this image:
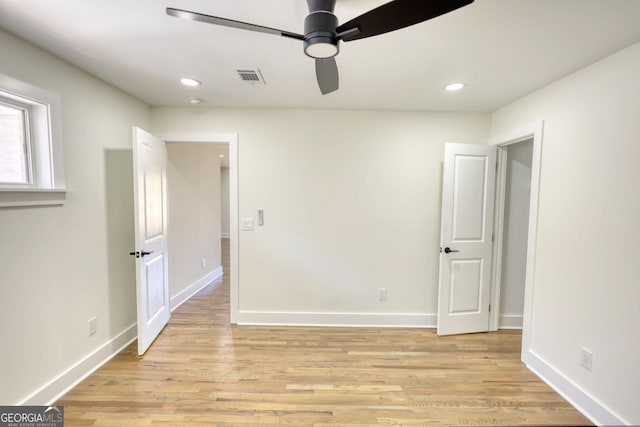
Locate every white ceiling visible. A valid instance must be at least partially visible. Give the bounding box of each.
[1,0,640,112]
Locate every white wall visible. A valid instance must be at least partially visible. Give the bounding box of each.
[220,167,230,238]
[151,108,490,325]
[0,29,150,404]
[490,41,640,425]
[167,144,222,307]
[499,139,533,324]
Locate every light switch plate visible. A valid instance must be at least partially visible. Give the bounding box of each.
[241,218,254,231]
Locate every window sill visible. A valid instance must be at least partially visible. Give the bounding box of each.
[0,188,67,208]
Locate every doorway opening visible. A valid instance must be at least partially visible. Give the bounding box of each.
[156,132,239,324]
[494,138,533,330]
[489,121,543,362]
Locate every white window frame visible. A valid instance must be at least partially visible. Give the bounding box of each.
[0,72,66,207]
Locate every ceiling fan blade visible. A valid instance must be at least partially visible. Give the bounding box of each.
[336,0,474,42]
[315,58,339,95]
[166,8,305,41]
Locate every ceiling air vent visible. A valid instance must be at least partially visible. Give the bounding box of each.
[236,69,266,85]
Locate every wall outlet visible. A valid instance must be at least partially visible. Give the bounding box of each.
[201,258,206,268]
[88,317,97,336]
[580,347,593,371]
[377,288,387,301]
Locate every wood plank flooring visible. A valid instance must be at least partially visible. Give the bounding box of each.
[57,239,591,426]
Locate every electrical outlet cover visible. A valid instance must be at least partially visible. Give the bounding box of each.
[88,317,97,336]
[580,347,593,371]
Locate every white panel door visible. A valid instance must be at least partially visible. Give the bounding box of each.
[132,127,170,355]
[437,143,497,336]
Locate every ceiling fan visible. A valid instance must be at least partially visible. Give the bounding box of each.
[166,0,474,95]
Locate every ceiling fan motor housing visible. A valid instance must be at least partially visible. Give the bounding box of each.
[304,0,339,58]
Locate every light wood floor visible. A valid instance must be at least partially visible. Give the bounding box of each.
[57,239,591,426]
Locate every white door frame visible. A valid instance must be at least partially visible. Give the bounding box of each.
[155,132,239,324]
[488,121,544,360]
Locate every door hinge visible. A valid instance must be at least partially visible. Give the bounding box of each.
[489,304,491,312]
[492,234,494,243]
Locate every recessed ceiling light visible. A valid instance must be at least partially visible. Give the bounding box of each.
[180,77,201,87]
[219,154,225,158]
[188,97,204,105]
[445,82,466,92]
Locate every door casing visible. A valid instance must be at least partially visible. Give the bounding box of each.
[155,132,239,324]
[488,121,544,362]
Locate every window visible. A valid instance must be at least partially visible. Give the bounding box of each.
[0,101,31,185]
[0,72,65,207]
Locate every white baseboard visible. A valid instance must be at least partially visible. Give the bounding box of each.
[19,323,137,406]
[221,233,230,239]
[236,311,436,328]
[170,266,223,312]
[523,349,627,426]
[498,314,523,329]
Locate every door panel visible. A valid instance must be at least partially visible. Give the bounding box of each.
[449,259,483,313]
[437,143,496,336]
[143,144,165,239]
[144,254,166,320]
[133,127,170,355]
[452,155,489,241]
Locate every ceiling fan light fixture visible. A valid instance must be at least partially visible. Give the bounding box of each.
[180,77,201,87]
[445,82,466,92]
[304,37,339,59]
